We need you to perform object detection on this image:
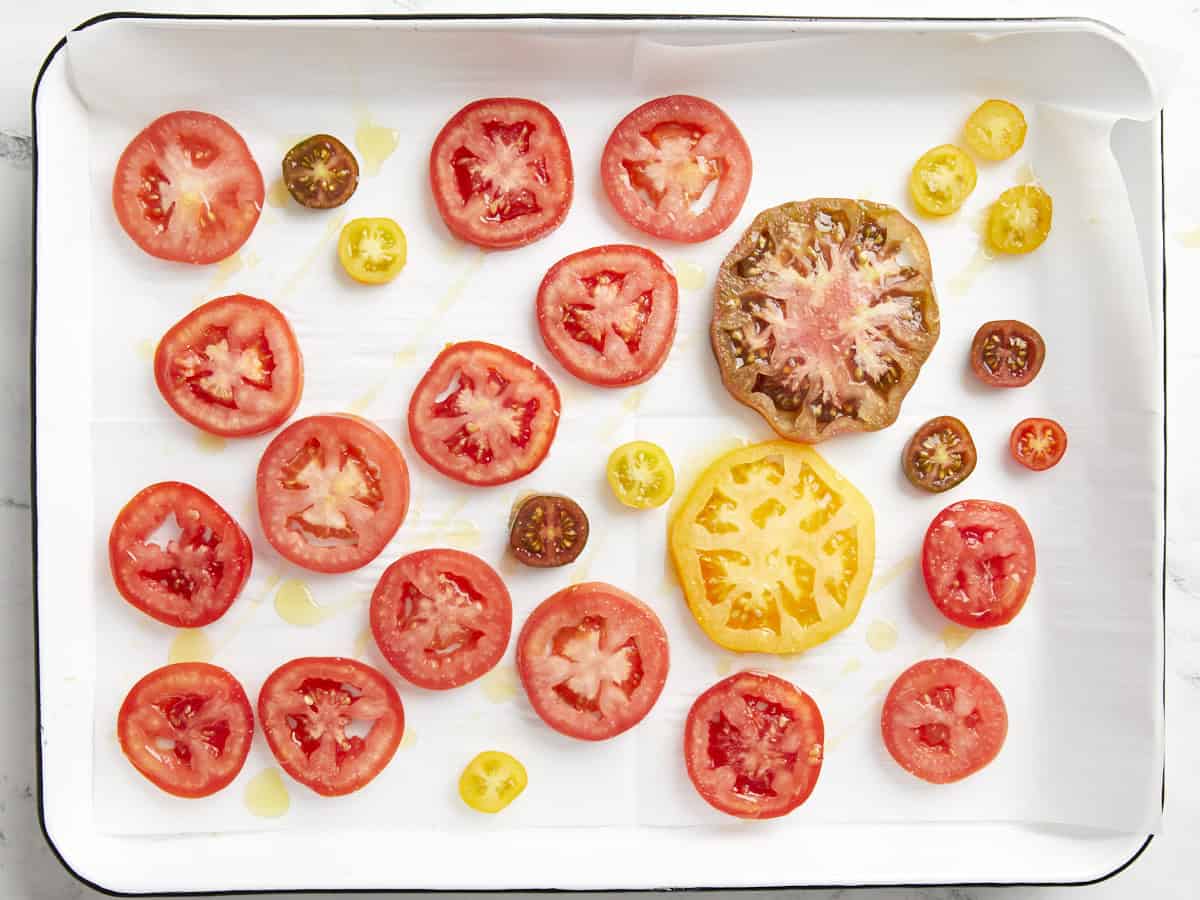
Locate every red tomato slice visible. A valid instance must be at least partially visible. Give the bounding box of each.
[256,414,410,573]
[881,658,1008,784]
[517,582,669,741]
[153,294,302,437]
[922,499,1036,629]
[257,657,404,797]
[1010,417,1068,471]
[684,671,824,819]
[408,341,561,487]
[112,110,264,264]
[118,662,254,798]
[601,95,752,243]
[429,97,573,249]
[536,245,679,387]
[370,548,512,690]
[109,482,252,628]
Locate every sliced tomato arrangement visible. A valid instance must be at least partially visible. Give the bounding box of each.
[458,750,528,814]
[922,499,1036,629]
[1010,417,1068,471]
[536,245,678,387]
[601,95,751,243]
[153,294,303,437]
[684,671,824,819]
[256,414,410,573]
[969,320,1045,388]
[370,549,512,690]
[282,134,359,209]
[112,110,264,264]
[408,341,561,486]
[902,416,977,493]
[508,494,589,568]
[881,658,1008,784]
[109,481,252,628]
[429,97,573,249]
[258,657,404,797]
[517,582,669,741]
[118,662,254,798]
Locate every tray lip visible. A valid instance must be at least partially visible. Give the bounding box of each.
[28,10,1165,897]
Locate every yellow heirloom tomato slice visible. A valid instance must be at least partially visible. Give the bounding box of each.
[338,217,407,284]
[909,144,976,217]
[458,750,528,814]
[607,441,675,509]
[986,185,1052,255]
[669,440,875,654]
[963,99,1027,162]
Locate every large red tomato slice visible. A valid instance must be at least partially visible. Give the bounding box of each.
[118,662,254,798]
[881,658,1008,784]
[370,549,512,690]
[112,110,264,264]
[109,481,252,628]
[429,97,573,249]
[258,657,404,797]
[516,582,669,741]
[408,341,560,487]
[601,95,752,243]
[922,499,1036,628]
[684,671,824,819]
[256,414,410,574]
[154,294,302,437]
[536,245,678,387]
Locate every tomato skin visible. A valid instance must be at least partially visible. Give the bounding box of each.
[1010,417,1068,471]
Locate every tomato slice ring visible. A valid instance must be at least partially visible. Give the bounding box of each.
[338,217,407,285]
[606,441,675,509]
[601,95,752,243]
[909,144,976,217]
[109,481,252,628]
[684,671,824,819]
[517,582,669,741]
[508,494,589,568]
[256,414,410,573]
[1010,417,1068,471]
[370,549,512,690]
[258,657,404,797]
[963,100,1027,162]
[458,751,528,814]
[154,294,303,437]
[408,341,561,487]
[902,416,977,493]
[118,663,254,798]
[969,319,1045,388]
[282,134,359,209]
[986,185,1053,255]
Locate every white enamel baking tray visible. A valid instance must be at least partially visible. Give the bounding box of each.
[32,13,1165,895]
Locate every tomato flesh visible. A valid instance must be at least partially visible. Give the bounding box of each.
[1010,417,1067,471]
[986,185,1052,254]
[964,100,1027,162]
[606,441,675,509]
[509,494,589,568]
[338,217,407,285]
[969,320,1045,388]
[282,134,359,209]
[909,144,976,217]
[902,416,977,493]
[458,751,528,813]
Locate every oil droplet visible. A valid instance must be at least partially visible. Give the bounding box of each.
[443,521,481,549]
[274,579,332,626]
[399,728,417,749]
[195,432,227,454]
[280,215,346,299]
[168,629,213,664]
[210,253,245,290]
[948,247,994,297]
[672,260,706,291]
[266,178,291,209]
[393,348,417,367]
[940,624,974,652]
[244,768,290,818]
[870,554,918,594]
[242,251,261,269]
[1014,162,1037,185]
[135,338,157,361]
[869,677,891,696]
[1176,226,1200,248]
[866,620,898,652]
[354,627,373,660]
[277,133,310,155]
[349,380,385,414]
[481,665,519,703]
[840,657,861,675]
[355,115,399,177]
[714,656,737,676]
[568,546,596,585]
[622,387,647,413]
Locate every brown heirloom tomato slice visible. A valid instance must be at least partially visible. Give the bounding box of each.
[256,414,410,574]
[408,341,561,487]
[601,95,752,243]
[903,416,977,493]
[258,657,403,797]
[1010,418,1067,471]
[517,582,669,741]
[282,134,359,209]
[970,320,1045,388]
[370,549,512,690]
[429,97,573,249]
[509,494,589,568]
[536,245,678,387]
[154,294,302,437]
[712,199,940,442]
[118,662,254,798]
[684,671,824,819]
[109,481,252,628]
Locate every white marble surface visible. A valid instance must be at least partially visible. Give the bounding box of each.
[3,1,1199,897]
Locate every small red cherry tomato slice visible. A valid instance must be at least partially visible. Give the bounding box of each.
[517,582,669,741]
[112,110,264,264]
[684,671,824,819]
[408,341,561,487]
[118,663,254,798]
[153,294,302,437]
[109,481,252,628]
[1010,417,1068,471]
[881,658,1008,784]
[536,245,679,387]
[969,320,1045,388]
[258,657,404,797]
[370,549,512,691]
[256,414,410,574]
[922,499,1036,629]
[601,95,752,243]
[429,97,573,249]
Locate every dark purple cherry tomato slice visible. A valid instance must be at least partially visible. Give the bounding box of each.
[969,320,1045,388]
[282,134,359,209]
[508,494,589,568]
[902,415,977,493]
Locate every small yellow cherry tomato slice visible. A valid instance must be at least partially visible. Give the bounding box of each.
[458,751,528,814]
[606,441,675,509]
[909,145,977,217]
[338,217,407,284]
[986,185,1053,255]
[964,99,1027,162]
